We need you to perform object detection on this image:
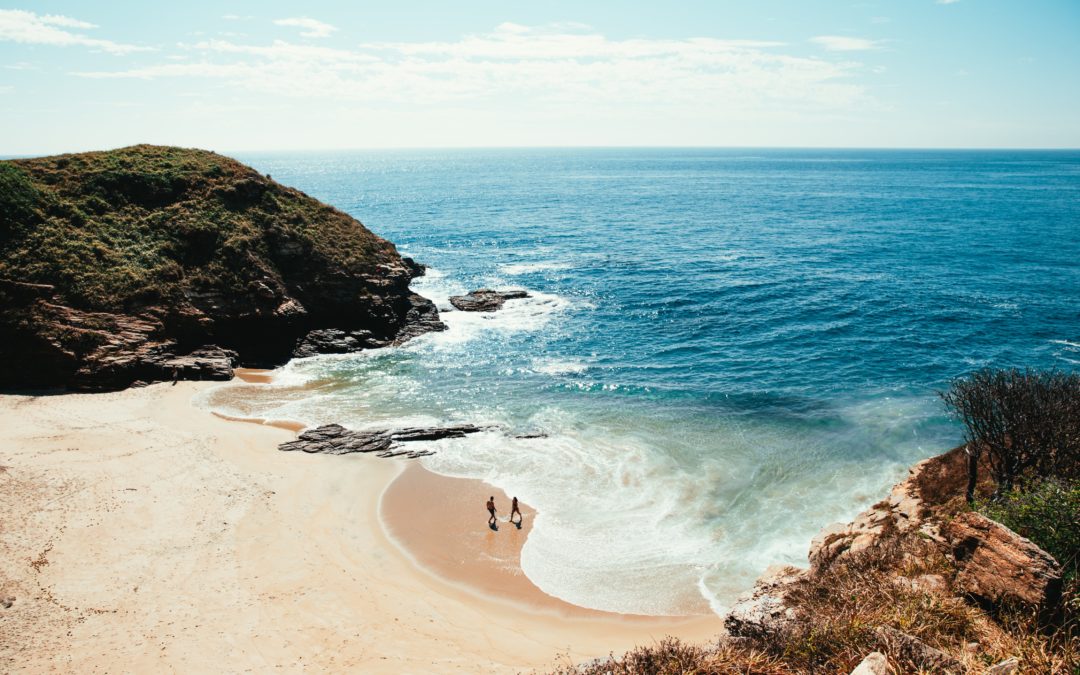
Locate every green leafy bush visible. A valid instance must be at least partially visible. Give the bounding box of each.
[978,478,1080,584]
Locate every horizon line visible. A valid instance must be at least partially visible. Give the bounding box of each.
[4,143,1080,160]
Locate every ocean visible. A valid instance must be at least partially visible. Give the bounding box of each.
[198,148,1080,616]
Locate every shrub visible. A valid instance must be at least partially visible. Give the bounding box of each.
[941,369,1080,500]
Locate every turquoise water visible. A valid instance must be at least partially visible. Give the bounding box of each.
[201,148,1080,615]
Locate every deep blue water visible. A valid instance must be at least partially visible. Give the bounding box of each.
[205,148,1080,615]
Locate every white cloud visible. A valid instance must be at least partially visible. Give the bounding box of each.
[810,35,881,52]
[74,24,871,115]
[273,17,337,39]
[40,14,97,29]
[0,9,148,55]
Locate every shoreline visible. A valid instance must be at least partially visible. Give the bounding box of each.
[0,379,724,672]
[226,368,717,620]
[381,461,714,621]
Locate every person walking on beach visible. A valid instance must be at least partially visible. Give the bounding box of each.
[510,496,522,526]
[486,496,497,526]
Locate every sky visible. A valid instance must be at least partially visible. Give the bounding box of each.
[1,1,1078,154]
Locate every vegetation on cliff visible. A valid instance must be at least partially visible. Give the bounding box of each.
[0,145,442,389]
[1,145,400,311]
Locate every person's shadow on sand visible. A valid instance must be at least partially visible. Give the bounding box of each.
[489,521,499,531]
[513,520,522,530]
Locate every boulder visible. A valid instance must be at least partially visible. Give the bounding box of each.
[448,289,530,312]
[159,345,238,381]
[943,511,1062,610]
[393,294,448,343]
[850,651,888,675]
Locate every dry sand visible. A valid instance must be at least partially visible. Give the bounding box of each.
[0,380,723,673]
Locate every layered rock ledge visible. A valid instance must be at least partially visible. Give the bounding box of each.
[279,423,487,459]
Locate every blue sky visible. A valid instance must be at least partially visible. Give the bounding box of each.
[1,1,1078,153]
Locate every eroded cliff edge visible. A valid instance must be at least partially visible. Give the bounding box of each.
[0,145,444,391]
[723,446,1065,673]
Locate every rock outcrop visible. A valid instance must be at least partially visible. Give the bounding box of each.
[448,289,529,312]
[724,564,803,640]
[727,445,1064,670]
[808,456,932,571]
[0,146,446,390]
[278,423,487,459]
[944,511,1062,611]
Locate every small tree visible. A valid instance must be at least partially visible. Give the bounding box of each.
[941,368,1080,501]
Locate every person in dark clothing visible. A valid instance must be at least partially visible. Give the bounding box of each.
[510,496,522,526]
[486,496,497,526]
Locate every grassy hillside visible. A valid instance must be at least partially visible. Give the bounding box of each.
[0,145,400,312]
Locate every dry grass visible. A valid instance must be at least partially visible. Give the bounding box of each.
[775,533,978,672]
[548,637,789,675]
[548,533,1079,674]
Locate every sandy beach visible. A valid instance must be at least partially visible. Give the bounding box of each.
[0,380,723,673]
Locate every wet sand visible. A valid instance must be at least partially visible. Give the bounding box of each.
[382,462,689,620]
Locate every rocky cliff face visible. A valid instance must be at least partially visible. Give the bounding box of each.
[0,145,444,390]
[725,446,1065,672]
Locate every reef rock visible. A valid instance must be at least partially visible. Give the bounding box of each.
[448,289,530,312]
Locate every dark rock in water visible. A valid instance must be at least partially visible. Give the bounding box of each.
[392,294,448,344]
[0,146,447,391]
[278,423,486,458]
[293,328,389,358]
[448,289,530,312]
[402,256,427,278]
